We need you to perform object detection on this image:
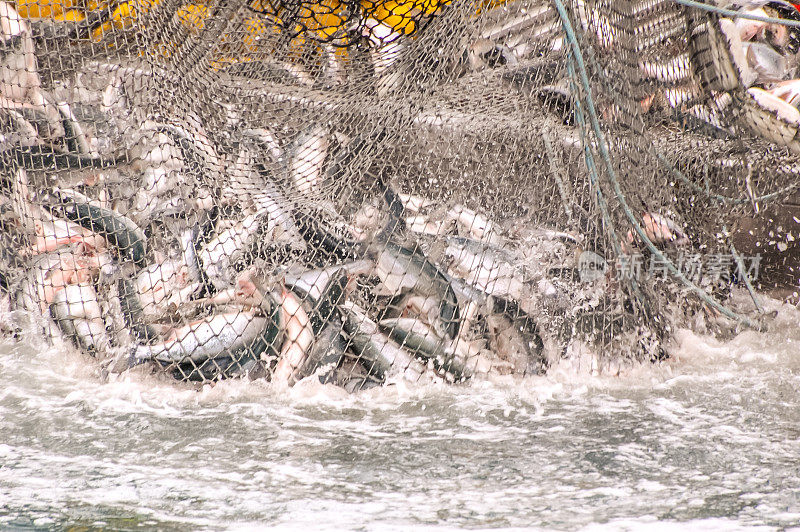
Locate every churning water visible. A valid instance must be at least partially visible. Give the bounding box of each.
[1,300,799,531]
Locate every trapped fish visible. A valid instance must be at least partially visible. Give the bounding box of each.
[343,302,440,384]
[372,239,461,339]
[49,282,109,355]
[379,317,474,382]
[745,41,788,82]
[626,212,690,248]
[272,288,314,387]
[49,190,147,268]
[287,125,329,197]
[275,268,349,386]
[127,310,272,367]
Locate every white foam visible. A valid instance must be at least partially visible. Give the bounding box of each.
[2,301,800,529]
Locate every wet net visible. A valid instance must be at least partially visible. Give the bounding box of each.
[1,0,798,388]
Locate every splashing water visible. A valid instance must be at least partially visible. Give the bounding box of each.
[1,301,799,530]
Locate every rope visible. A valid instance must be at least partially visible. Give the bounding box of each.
[724,226,765,313]
[553,0,766,331]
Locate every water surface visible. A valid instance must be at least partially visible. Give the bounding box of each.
[1,303,799,530]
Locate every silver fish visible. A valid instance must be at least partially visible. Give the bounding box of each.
[396,193,436,213]
[135,261,201,321]
[49,189,147,267]
[745,41,788,83]
[225,147,303,247]
[447,205,502,244]
[199,214,261,291]
[372,239,461,339]
[251,180,304,245]
[342,302,436,384]
[296,317,347,385]
[274,268,349,386]
[444,236,526,302]
[49,283,108,355]
[171,289,284,382]
[378,317,473,382]
[283,260,372,302]
[287,125,329,197]
[130,310,270,366]
[180,226,206,288]
[15,246,109,314]
[272,288,314,386]
[140,120,223,179]
[27,211,106,255]
[240,127,283,163]
[55,101,93,157]
[486,313,546,376]
[405,214,454,236]
[118,277,160,344]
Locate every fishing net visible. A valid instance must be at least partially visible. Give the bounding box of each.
[1,0,798,388]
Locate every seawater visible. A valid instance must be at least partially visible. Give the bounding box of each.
[1,301,799,531]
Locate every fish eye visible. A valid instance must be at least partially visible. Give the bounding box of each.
[766,27,777,42]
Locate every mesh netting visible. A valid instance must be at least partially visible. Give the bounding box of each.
[1,0,798,388]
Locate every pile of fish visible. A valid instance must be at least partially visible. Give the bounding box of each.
[634,2,800,150]
[0,0,618,391]
[2,112,596,389]
[2,0,783,392]
[730,4,800,153]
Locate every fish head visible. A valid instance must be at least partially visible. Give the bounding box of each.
[765,21,790,50]
[467,39,518,71]
[235,276,259,301]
